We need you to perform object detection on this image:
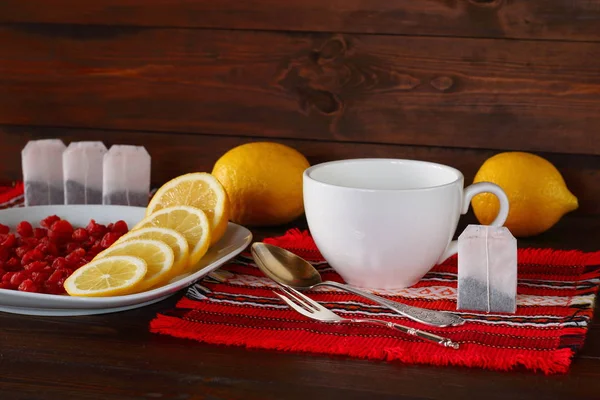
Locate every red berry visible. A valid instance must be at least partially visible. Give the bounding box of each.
[0,281,13,290]
[86,220,107,238]
[20,237,39,248]
[0,224,9,234]
[100,232,120,249]
[10,271,28,287]
[34,228,48,239]
[16,221,33,238]
[24,261,47,273]
[0,248,10,263]
[48,230,63,244]
[81,238,95,250]
[65,242,80,254]
[51,220,74,235]
[49,220,74,244]
[72,228,89,242]
[52,257,68,270]
[112,220,129,234]
[21,248,44,265]
[2,271,14,283]
[47,270,64,284]
[65,248,85,267]
[44,281,62,294]
[88,242,103,255]
[37,242,58,257]
[5,257,20,271]
[31,272,49,284]
[15,246,29,259]
[2,233,17,249]
[35,242,49,255]
[18,279,38,293]
[47,242,59,256]
[40,215,61,229]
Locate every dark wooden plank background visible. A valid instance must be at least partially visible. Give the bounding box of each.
[2,0,600,41]
[1,25,600,155]
[0,1,599,215]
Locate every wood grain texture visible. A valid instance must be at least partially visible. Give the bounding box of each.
[0,219,599,400]
[1,125,598,215]
[1,25,600,156]
[2,0,600,41]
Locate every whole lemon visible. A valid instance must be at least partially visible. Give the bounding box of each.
[211,142,310,227]
[471,152,578,237]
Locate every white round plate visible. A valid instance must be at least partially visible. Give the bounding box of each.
[0,205,252,316]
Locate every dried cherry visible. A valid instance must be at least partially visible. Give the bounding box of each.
[0,224,9,235]
[16,221,33,238]
[18,279,38,292]
[40,215,60,229]
[100,232,120,249]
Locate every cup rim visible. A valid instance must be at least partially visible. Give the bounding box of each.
[303,158,465,192]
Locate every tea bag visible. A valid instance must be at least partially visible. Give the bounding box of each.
[457,224,517,314]
[102,145,151,207]
[63,141,107,204]
[21,139,67,206]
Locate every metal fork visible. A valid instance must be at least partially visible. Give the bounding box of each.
[275,285,460,350]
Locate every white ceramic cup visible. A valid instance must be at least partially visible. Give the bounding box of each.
[303,158,509,290]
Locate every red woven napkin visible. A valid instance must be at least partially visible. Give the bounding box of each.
[0,181,24,209]
[150,228,600,374]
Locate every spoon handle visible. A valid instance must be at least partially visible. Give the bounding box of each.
[316,281,465,327]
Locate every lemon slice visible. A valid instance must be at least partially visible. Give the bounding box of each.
[94,239,175,291]
[146,172,229,245]
[64,256,147,297]
[116,227,190,277]
[133,205,210,269]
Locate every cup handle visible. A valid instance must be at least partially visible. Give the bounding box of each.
[436,182,510,264]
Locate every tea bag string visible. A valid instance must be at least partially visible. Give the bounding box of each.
[485,225,491,313]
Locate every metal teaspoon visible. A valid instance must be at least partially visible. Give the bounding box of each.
[250,242,465,328]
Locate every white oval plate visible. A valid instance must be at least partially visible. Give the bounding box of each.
[0,205,252,316]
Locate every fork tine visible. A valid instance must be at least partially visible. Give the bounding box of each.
[277,285,319,312]
[274,292,317,318]
[281,285,327,312]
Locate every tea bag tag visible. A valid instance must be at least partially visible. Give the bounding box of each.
[457,224,517,314]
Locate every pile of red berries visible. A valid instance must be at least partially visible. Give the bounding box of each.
[0,215,129,294]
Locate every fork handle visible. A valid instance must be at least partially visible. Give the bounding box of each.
[349,318,460,349]
[317,281,464,328]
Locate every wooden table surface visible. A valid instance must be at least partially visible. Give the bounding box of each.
[1,215,599,400]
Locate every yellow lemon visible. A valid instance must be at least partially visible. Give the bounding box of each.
[211,142,310,226]
[64,256,147,297]
[115,227,190,279]
[93,239,175,291]
[471,152,578,237]
[146,172,229,246]
[133,205,211,269]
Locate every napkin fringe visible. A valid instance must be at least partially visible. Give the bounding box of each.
[150,314,575,374]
